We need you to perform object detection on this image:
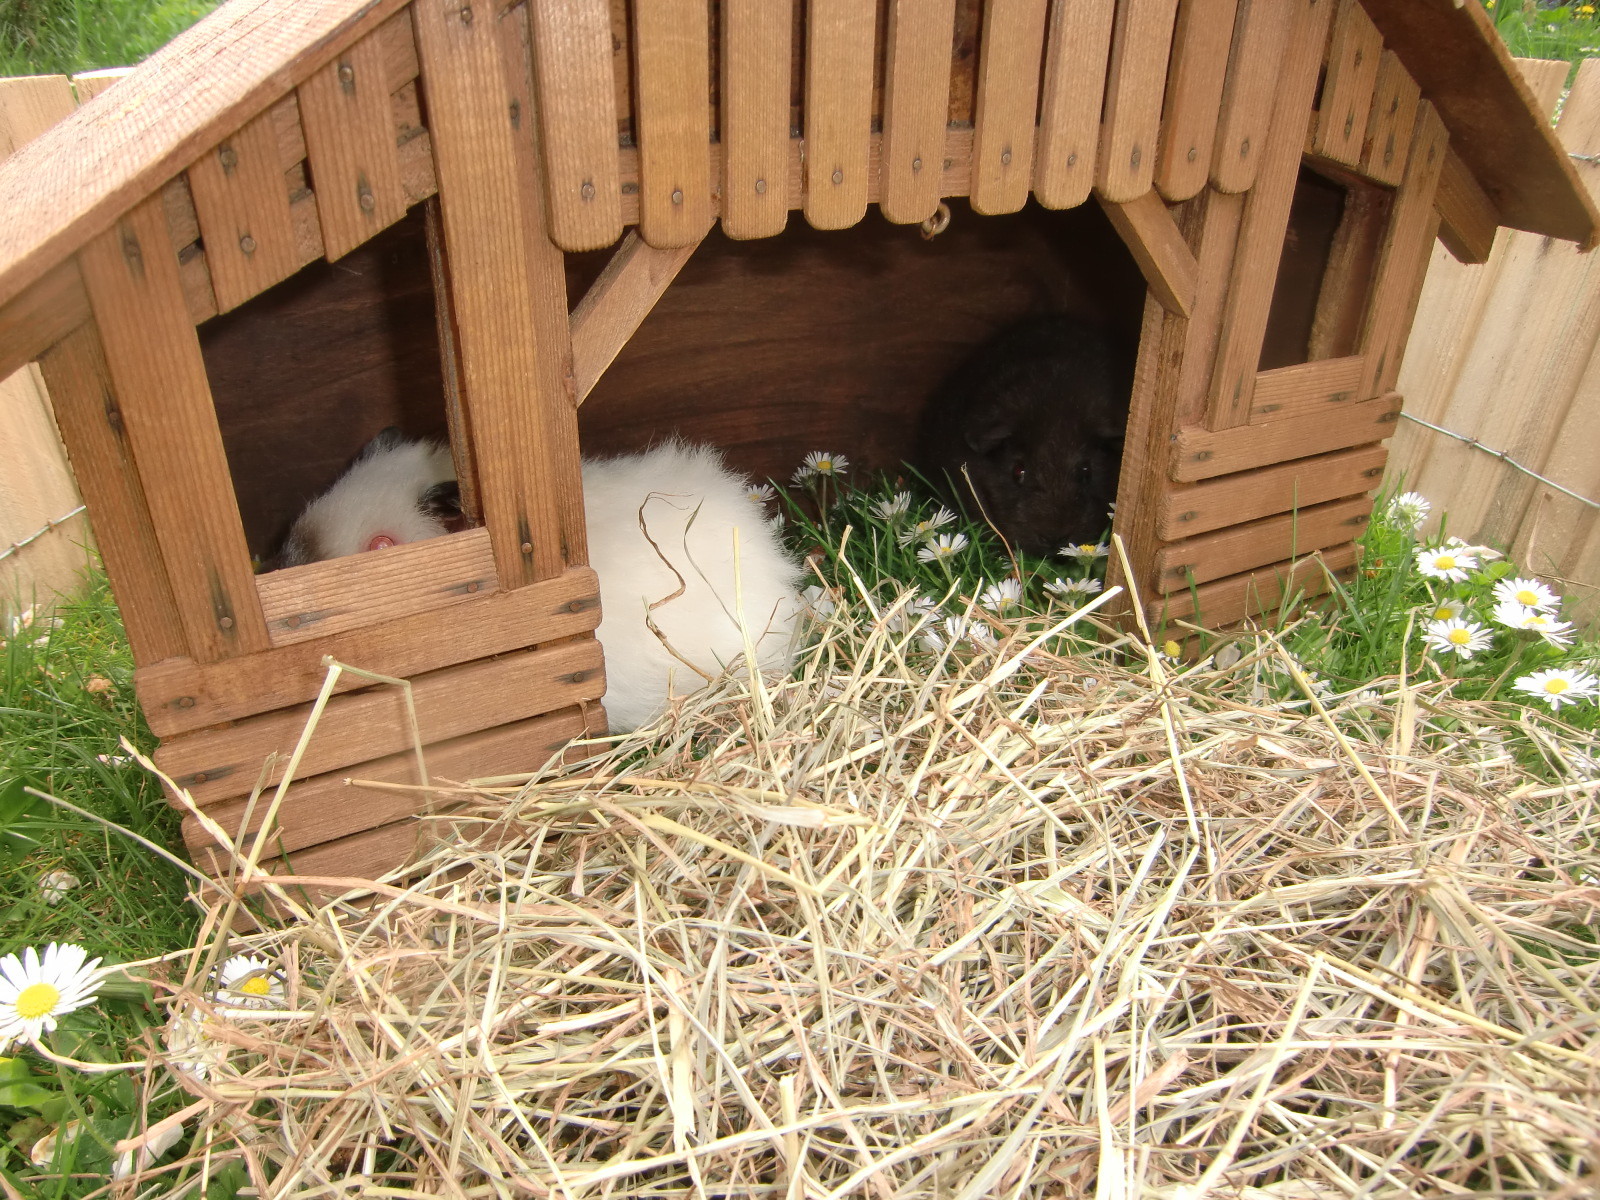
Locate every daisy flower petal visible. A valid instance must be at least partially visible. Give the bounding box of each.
[1492,576,1560,612]
[1415,546,1477,582]
[915,532,970,563]
[214,955,286,1011]
[0,942,103,1049]
[1514,668,1599,711]
[1422,617,1492,660]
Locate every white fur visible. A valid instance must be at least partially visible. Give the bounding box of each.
[583,440,802,730]
[283,436,801,732]
[290,438,455,561]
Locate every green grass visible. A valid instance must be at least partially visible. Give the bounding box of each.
[1483,1,1600,78]
[0,0,219,77]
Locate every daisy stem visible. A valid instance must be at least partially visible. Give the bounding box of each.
[1481,637,1537,703]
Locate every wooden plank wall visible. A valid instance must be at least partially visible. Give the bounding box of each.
[1390,58,1600,627]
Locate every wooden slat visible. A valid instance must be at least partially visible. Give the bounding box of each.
[1434,147,1499,267]
[632,0,713,247]
[185,108,300,312]
[1174,190,1246,426]
[970,0,1049,216]
[1313,0,1383,167]
[194,818,426,895]
[69,68,133,102]
[1097,191,1197,318]
[804,0,877,230]
[1248,356,1366,422]
[1360,48,1420,188]
[1158,443,1387,539]
[136,566,601,737]
[1358,102,1449,397]
[77,198,268,660]
[156,637,605,806]
[0,74,75,153]
[35,324,187,664]
[413,0,583,586]
[0,251,91,386]
[183,707,592,856]
[256,528,497,647]
[1097,0,1178,203]
[1149,541,1357,629]
[528,0,623,252]
[1210,0,1295,194]
[721,0,794,238]
[1153,494,1372,591]
[1035,0,1114,209]
[297,29,409,261]
[570,231,702,404]
[1155,0,1237,203]
[1175,393,1400,482]
[1204,0,1337,429]
[880,0,956,225]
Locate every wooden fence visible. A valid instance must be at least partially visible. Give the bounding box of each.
[1391,56,1600,627]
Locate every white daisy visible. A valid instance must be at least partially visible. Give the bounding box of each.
[745,483,776,505]
[1385,491,1431,530]
[922,615,994,653]
[1415,546,1477,582]
[1514,667,1599,711]
[1443,536,1502,561]
[213,955,285,1011]
[1422,617,1492,659]
[1157,639,1183,661]
[791,451,849,483]
[1492,577,1560,612]
[897,507,957,546]
[1061,542,1110,565]
[916,532,969,563]
[1493,600,1576,646]
[1044,575,1103,597]
[1423,598,1464,623]
[870,492,912,521]
[978,578,1023,613]
[0,943,103,1049]
[164,1006,226,1081]
[37,871,79,906]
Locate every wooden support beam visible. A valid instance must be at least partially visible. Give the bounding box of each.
[1097,190,1198,318]
[569,230,703,404]
[1174,393,1400,483]
[1434,146,1499,265]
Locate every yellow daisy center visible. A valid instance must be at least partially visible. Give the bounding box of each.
[1163,640,1182,658]
[1544,679,1571,696]
[16,981,61,1019]
[1514,588,1538,605]
[1431,607,1452,619]
[1435,555,1457,570]
[1448,628,1471,645]
[239,975,273,996]
[1079,544,1097,554]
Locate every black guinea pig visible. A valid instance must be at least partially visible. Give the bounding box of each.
[914,314,1131,557]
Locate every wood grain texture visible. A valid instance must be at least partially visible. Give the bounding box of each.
[183,108,300,313]
[193,818,425,899]
[1175,393,1400,482]
[570,230,702,404]
[1035,0,1113,209]
[970,0,1049,216]
[1248,355,1365,422]
[1097,0,1178,203]
[721,0,794,238]
[69,69,134,102]
[1360,48,1419,187]
[880,0,957,225]
[1155,0,1237,203]
[36,325,188,664]
[0,260,90,383]
[1357,102,1448,397]
[183,706,593,857]
[0,74,75,153]
[1210,0,1294,194]
[632,0,713,246]
[529,0,623,251]
[77,198,268,661]
[1148,540,1356,630]
[804,0,876,230]
[155,636,605,807]
[257,528,497,646]
[0,0,414,311]
[1158,443,1386,539]
[1096,190,1197,318]
[1203,0,1335,429]
[1153,494,1371,591]
[137,566,601,737]
[297,27,409,261]
[1313,0,1382,167]
[1434,146,1499,266]
[413,0,580,586]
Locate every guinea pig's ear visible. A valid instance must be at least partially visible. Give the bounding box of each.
[359,426,408,459]
[419,480,465,531]
[962,414,1018,457]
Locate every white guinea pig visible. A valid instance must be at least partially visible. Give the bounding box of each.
[271,429,803,732]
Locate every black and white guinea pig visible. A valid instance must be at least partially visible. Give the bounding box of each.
[915,314,1131,557]
[269,430,802,732]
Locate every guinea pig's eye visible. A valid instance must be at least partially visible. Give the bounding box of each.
[1012,459,1027,486]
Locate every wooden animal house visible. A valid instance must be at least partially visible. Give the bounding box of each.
[0,0,1593,884]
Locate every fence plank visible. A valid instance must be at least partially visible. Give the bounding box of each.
[1153,495,1371,591]
[970,0,1049,215]
[880,0,955,225]
[1210,0,1293,194]
[632,0,713,246]
[805,0,876,229]
[1360,49,1419,187]
[1313,0,1382,167]
[1097,0,1177,203]
[722,0,794,237]
[1035,0,1113,210]
[1155,0,1236,203]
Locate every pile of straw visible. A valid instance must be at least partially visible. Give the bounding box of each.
[142,593,1600,1198]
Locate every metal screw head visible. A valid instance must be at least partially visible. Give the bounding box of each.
[177,696,196,708]
[218,615,235,629]
[357,186,376,212]
[337,63,355,87]
[1067,152,1077,167]
[1130,146,1141,170]
[239,234,257,254]
[581,180,596,200]
[459,4,473,24]
[1000,149,1012,166]
[831,168,843,185]
[521,541,534,554]
[671,188,684,205]
[567,600,587,613]
[754,177,767,194]
[193,772,208,784]
[1239,138,1251,158]
[911,156,922,172]
[218,145,238,171]
[466,581,481,592]
[1187,147,1197,163]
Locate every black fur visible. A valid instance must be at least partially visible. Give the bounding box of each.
[915,315,1131,556]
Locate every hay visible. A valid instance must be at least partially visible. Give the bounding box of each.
[138,590,1600,1199]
